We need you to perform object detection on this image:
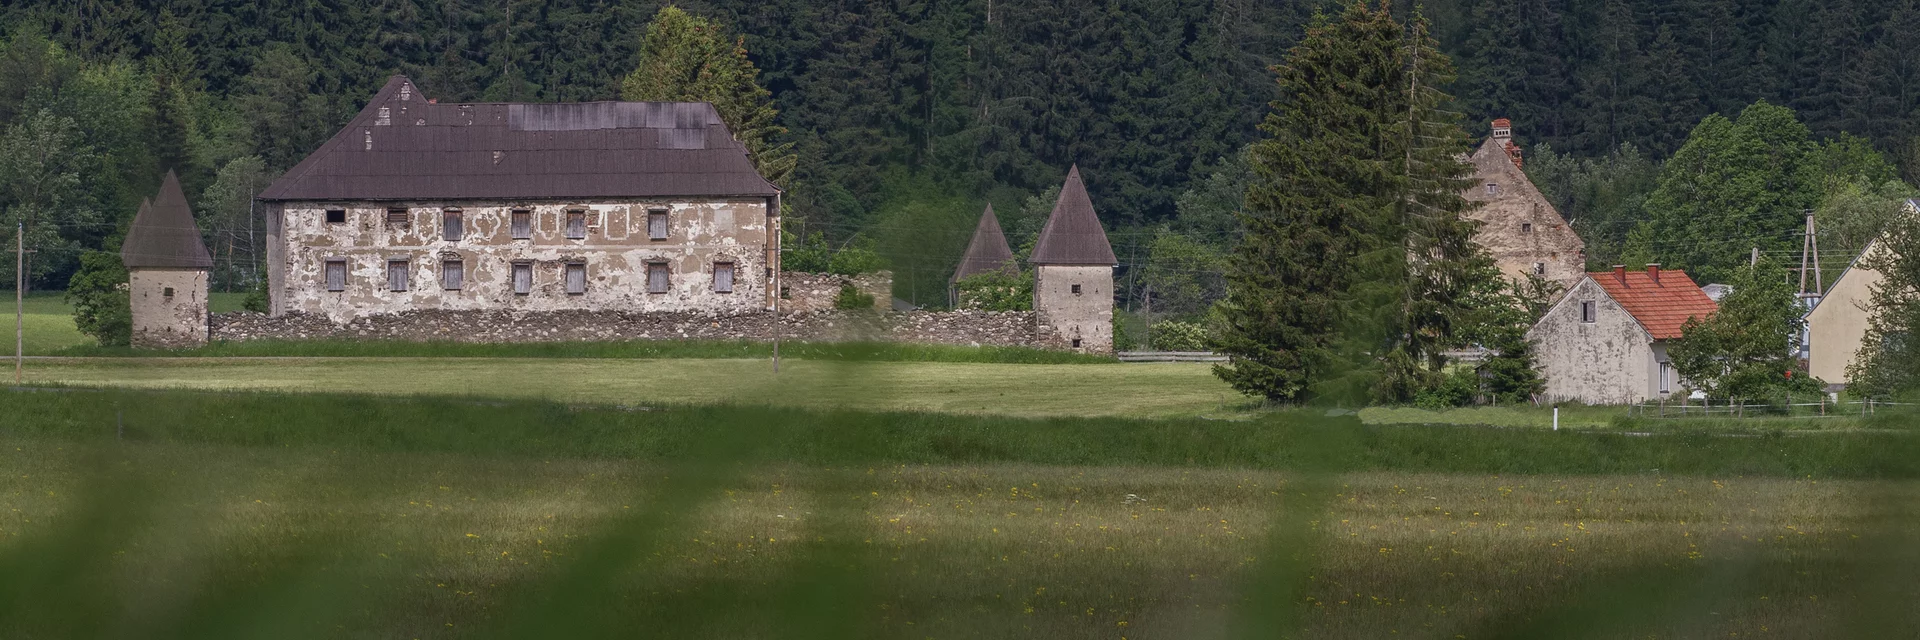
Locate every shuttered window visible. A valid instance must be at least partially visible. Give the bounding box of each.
[565,262,586,294]
[512,263,532,295]
[647,262,669,293]
[387,208,409,228]
[325,260,347,291]
[647,210,668,240]
[1580,301,1596,323]
[443,209,463,241]
[387,260,409,291]
[442,260,463,290]
[511,209,532,239]
[713,262,734,293]
[565,209,587,239]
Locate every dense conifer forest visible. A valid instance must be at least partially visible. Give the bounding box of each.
[4,0,1919,306]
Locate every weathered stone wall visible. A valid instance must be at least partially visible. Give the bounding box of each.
[780,271,891,313]
[130,268,209,349]
[1528,277,1657,404]
[1033,265,1114,353]
[1464,137,1588,290]
[211,308,1057,348]
[272,198,774,323]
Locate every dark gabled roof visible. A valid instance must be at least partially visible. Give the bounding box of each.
[122,172,213,269]
[1028,165,1117,266]
[259,76,780,201]
[952,203,1017,282]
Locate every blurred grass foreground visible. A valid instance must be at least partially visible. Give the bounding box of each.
[2,388,1918,638]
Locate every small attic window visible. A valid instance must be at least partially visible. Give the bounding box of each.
[163,287,175,299]
[1533,262,1546,276]
[325,209,346,224]
[1581,301,1596,324]
[1521,222,1533,233]
[1071,284,1082,295]
[387,208,409,229]
[1486,183,1500,195]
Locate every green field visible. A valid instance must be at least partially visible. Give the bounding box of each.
[19,356,1249,419]
[2,291,249,354]
[4,388,1916,639]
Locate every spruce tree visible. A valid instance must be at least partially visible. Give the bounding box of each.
[622,6,796,186]
[1215,1,1495,404]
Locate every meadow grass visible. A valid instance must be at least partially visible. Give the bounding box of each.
[6,388,1918,477]
[15,357,1247,419]
[2,290,248,353]
[51,337,1117,363]
[2,435,1914,639]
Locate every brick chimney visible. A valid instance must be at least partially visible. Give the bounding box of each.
[1613,265,1627,286]
[1646,263,1661,286]
[1491,119,1523,168]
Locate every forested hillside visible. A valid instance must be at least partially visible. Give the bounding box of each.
[5,0,1920,302]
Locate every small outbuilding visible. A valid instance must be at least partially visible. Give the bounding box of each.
[1528,265,1718,404]
[121,171,214,349]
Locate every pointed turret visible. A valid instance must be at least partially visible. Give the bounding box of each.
[1029,165,1117,266]
[1029,165,1116,353]
[123,170,212,349]
[122,171,213,269]
[952,203,1017,283]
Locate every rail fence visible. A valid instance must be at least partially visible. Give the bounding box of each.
[1626,395,1911,419]
[1116,350,1228,363]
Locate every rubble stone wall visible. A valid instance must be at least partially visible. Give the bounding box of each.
[211,307,1056,349]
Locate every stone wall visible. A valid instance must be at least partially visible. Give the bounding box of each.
[211,307,1059,349]
[1464,136,1588,290]
[780,271,892,313]
[1034,265,1114,353]
[130,268,209,349]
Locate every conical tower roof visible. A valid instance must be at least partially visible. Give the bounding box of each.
[952,203,1017,282]
[122,170,213,269]
[1028,165,1116,266]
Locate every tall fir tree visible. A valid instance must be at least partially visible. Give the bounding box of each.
[622,6,797,186]
[1215,1,1496,403]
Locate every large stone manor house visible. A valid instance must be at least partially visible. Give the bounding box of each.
[257,76,783,322]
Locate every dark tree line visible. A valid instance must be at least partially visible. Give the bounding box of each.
[8,0,1920,295]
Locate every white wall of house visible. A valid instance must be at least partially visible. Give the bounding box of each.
[1806,240,1885,386]
[1528,276,1659,404]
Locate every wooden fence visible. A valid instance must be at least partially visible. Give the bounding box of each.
[1626,395,1908,418]
[1116,351,1229,363]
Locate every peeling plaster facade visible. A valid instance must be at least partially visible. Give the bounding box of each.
[129,269,209,348]
[266,199,774,323]
[1464,126,1587,290]
[1034,265,1114,352]
[1528,277,1665,404]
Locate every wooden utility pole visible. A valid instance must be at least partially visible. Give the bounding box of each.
[15,223,23,385]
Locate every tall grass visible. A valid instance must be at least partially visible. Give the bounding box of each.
[5,388,1917,478]
[49,338,1115,363]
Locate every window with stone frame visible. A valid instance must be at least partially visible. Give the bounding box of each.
[565,262,587,294]
[324,259,347,291]
[442,260,463,290]
[647,262,670,293]
[387,259,410,291]
[512,262,533,295]
[713,261,734,293]
[565,209,587,239]
[647,209,669,240]
[511,208,532,239]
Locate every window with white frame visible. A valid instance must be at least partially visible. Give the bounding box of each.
[1658,361,1672,394]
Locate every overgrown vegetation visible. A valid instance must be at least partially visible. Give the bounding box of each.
[952,269,1032,311]
[61,250,127,346]
[1670,257,1823,398]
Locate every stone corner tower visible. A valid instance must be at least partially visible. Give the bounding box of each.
[121,170,213,349]
[1028,165,1117,353]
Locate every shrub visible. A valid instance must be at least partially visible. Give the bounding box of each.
[242,277,269,313]
[1148,320,1210,351]
[65,250,131,347]
[827,245,886,275]
[953,269,1032,311]
[1413,367,1480,410]
[833,283,876,310]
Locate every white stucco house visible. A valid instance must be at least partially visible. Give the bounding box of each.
[1528,265,1719,404]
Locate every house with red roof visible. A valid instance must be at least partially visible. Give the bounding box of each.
[1527,265,1719,404]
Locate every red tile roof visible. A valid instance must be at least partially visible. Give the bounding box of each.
[1589,268,1718,339]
